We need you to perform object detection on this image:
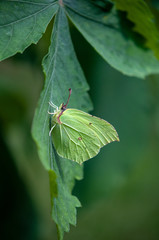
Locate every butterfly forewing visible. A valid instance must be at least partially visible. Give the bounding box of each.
[52,113,101,164]
[63,109,119,147]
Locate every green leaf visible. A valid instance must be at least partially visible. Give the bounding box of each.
[112,0,159,59]
[32,6,92,239]
[64,0,159,78]
[0,0,58,61]
[50,155,82,240]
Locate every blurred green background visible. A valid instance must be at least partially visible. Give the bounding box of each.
[0,20,159,240]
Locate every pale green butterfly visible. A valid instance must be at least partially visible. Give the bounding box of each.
[48,89,119,164]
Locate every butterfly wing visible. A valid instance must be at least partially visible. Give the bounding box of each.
[63,109,119,147]
[52,117,101,164]
[51,108,119,164]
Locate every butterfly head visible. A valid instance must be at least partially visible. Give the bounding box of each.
[49,89,72,125]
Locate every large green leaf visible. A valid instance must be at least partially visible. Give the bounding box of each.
[0,0,58,60]
[64,0,159,78]
[112,0,159,59]
[32,6,92,239]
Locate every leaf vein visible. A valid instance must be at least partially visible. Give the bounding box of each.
[0,2,57,28]
[1,23,13,57]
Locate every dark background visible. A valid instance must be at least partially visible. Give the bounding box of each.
[0,19,159,240]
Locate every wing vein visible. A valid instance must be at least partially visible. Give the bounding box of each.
[62,122,95,139]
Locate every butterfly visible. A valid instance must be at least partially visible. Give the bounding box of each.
[48,89,119,164]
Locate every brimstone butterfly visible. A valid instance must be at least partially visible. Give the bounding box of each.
[49,89,119,164]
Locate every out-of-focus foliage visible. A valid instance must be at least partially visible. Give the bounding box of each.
[112,0,159,59]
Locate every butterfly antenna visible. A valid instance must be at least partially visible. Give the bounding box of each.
[64,88,72,108]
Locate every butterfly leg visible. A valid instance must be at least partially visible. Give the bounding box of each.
[49,124,56,136]
[48,111,54,115]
